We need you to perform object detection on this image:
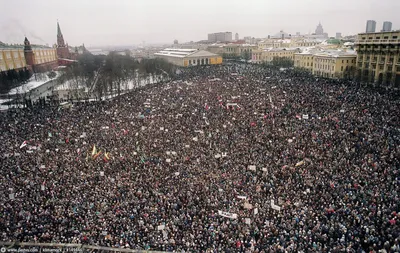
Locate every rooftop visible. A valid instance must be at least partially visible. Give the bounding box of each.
[263,47,300,52]
[314,50,356,58]
[358,31,400,35]
[0,43,53,50]
[154,48,217,58]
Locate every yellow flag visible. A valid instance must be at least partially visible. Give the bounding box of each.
[92,145,97,156]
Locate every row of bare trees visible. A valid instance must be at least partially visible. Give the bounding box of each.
[58,52,177,100]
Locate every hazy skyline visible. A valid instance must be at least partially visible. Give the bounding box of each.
[1,0,399,47]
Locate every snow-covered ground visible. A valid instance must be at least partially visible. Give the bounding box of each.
[54,79,87,91]
[0,98,12,104]
[0,104,20,111]
[0,74,162,111]
[7,71,60,95]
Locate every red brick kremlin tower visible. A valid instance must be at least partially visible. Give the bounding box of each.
[23,37,34,67]
[56,22,71,59]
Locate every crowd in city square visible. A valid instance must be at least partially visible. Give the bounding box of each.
[0,63,399,252]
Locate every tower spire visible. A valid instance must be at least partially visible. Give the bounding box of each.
[23,37,34,66]
[57,21,65,47]
[57,22,62,37]
[24,37,32,51]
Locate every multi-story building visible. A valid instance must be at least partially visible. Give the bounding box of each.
[0,22,81,74]
[243,36,257,44]
[207,44,257,58]
[0,37,58,73]
[257,38,320,49]
[257,39,291,49]
[382,21,392,32]
[355,31,400,87]
[154,48,222,67]
[208,32,232,43]
[336,33,342,39]
[235,33,239,41]
[366,20,377,33]
[315,22,324,35]
[0,48,26,72]
[252,48,300,64]
[294,51,317,71]
[312,51,357,79]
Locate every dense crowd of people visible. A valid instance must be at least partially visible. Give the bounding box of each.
[0,64,399,252]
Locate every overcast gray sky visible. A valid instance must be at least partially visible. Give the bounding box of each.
[0,0,399,47]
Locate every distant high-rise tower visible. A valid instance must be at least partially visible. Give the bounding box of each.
[315,22,324,35]
[382,21,392,32]
[174,39,178,44]
[366,20,376,33]
[335,32,342,39]
[235,33,239,41]
[56,22,70,59]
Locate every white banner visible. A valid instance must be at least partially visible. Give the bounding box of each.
[20,141,27,149]
[157,225,165,230]
[248,165,256,171]
[244,202,253,209]
[245,218,251,225]
[254,208,259,215]
[218,210,238,219]
[237,195,247,200]
[271,200,282,211]
[271,204,281,211]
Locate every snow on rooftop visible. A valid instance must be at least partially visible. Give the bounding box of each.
[162,48,197,52]
[155,48,217,58]
[314,50,356,58]
[155,48,198,58]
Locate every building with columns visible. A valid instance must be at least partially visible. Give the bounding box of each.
[294,51,316,71]
[355,31,400,87]
[252,48,300,64]
[312,51,357,79]
[154,48,222,67]
[207,44,257,58]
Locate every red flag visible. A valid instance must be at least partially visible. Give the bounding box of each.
[20,141,28,149]
[93,151,102,160]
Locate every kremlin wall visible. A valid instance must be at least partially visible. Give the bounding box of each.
[0,22,84,74]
